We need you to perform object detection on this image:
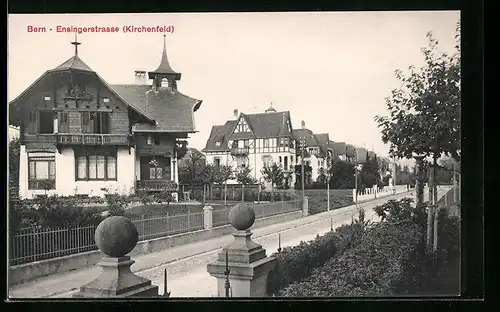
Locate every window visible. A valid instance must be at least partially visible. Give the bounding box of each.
[103,97,110,103]
[28,156,56,189]
[214,158,221,167]
[44,96,51,101]
[263,139,269,148]
[58,112,69,133]
[161,78,169,88]
[150,167,163,180]
[76,152,117,181]
[81,112,110,134]
[147,134,159,145]
[215,141,221,147]
[39,111,54,134]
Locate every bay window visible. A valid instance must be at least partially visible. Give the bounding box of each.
[28,155,56,189]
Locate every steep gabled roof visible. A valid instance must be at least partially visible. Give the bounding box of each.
[203,110,293,152]
[202,120,237,152]
[330,141,347,156]
[8,70,156,127]
[50,55,94,72]
[293,128,319,147]
[110,84,201,132]
[314,133,331,156]
[346,144,356,158]
[231,111,292,139]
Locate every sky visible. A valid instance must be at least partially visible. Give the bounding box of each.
[8,11,460,164]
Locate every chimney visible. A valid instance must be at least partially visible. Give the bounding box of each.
[301,120,305,129]
[233,109,238,117]
[135,70,147,85]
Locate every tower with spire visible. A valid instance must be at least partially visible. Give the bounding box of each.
[149,34,181,92]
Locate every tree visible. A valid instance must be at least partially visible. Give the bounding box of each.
[235,166,254,185]
[235,166,256,201]
[178,151,205,196]
[261,163,284,201]
[9,138,20,198]
[328,160,355,189]
[201,164,219,201]
[374,24,460,204]
[216,165,234,200]
[359,156,380,188]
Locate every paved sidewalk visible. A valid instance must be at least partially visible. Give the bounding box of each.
[9,187,448,298]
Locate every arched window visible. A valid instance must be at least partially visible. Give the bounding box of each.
[161,78,169,88]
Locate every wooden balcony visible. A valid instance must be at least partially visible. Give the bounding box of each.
[57,134,131,146]
[230,147,250,156]
[136,180,178,192]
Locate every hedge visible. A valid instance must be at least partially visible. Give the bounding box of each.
[277,198,460,297]
[278,220,423,297]
[266,211,368,296]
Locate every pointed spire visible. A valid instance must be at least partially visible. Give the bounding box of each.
[149,33,180,80]
[71,31,81,56]
[265,101,277,113]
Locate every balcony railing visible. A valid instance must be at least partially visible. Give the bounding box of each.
[136,180,178,192]
[57,134,131,146]
[230,147,250,156]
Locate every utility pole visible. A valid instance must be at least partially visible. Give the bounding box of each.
[327,153,330,211]
[354,158,358,203]
[224,151,228,206]
[300,137,306,203]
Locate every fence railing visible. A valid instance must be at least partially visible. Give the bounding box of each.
[9,200,302,266]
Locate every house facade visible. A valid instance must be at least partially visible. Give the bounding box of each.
[293,121,333,183]
[9,35,202,200]
[202,105,296,188]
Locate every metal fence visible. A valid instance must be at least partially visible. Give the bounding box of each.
[9,211,205,266]
[130,212,204,241]
[211,200,302,228]
[9,225,98,266]
[9,200,301,266]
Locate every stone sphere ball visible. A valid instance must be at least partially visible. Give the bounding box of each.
[95,216,139,258]
[228,203,255,230]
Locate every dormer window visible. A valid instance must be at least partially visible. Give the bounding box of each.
[215,141,221,147]
[103,97,110,103]
[44,96,51,101]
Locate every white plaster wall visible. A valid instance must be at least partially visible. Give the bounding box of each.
[20,147,136,198]
[18,145,30,199]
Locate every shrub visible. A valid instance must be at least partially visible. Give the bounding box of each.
[106,194,130,217]
[21,196,104,228]
[279,221,423,297]
[266,215,367,296]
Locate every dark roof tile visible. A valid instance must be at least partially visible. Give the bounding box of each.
[110,84,201,132]
[50,55,94,72]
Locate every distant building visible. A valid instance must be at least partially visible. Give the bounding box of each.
[202,104,296,188]
[293,121,333,183]
[8,35,202,200]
